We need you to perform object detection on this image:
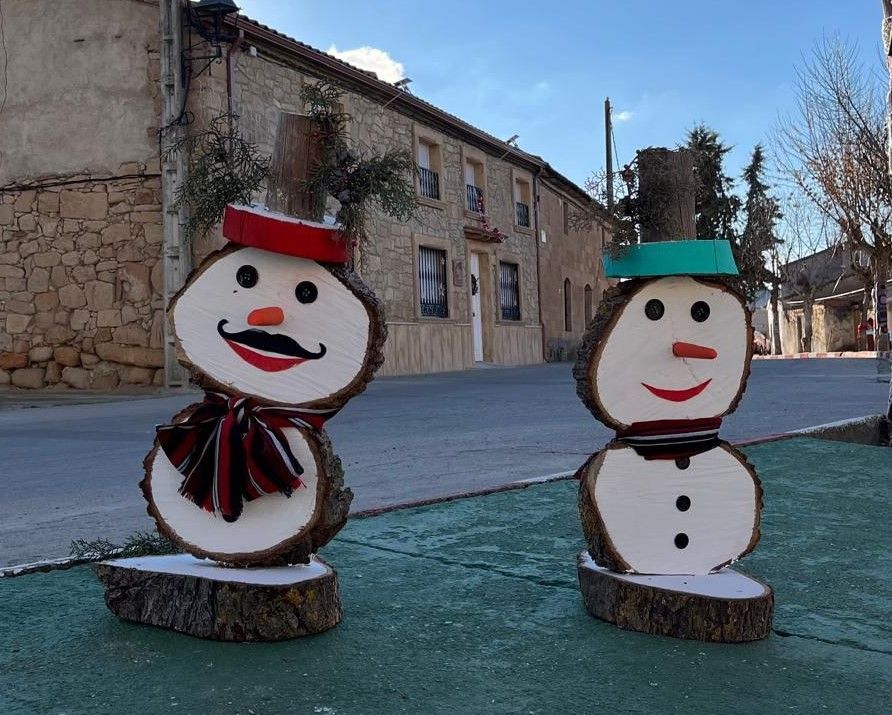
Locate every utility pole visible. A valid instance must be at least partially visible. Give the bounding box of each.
[605,98,613,212]
[160,0,191,387]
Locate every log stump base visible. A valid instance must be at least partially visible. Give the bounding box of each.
[577,551,773,643]
[95,554,341,641]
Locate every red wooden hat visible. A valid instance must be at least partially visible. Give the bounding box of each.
[222,204,349,264]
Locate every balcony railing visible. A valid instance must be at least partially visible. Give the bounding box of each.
[466,184,483,213]
[515,201,530,228]
[418,166,440,200]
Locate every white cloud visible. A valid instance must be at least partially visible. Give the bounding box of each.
[614,110,634,123]
[326,44,405,84]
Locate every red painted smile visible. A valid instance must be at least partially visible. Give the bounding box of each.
[224,340,308,373]
[641,379,712,402]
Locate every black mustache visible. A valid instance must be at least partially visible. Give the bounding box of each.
[217,320,327,360]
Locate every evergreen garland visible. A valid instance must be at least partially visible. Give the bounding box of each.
[165,113,271,241]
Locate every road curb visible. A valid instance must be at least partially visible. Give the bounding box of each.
[4,415,886,578]
[754,351,892,360]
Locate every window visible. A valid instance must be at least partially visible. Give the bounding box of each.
[562,200,571,233]
[419,246,449,317]
[584,284,593,326]
[563,278,572,331]
[417,138,441,200]
[499,262,521,321]
[465,158,484,212]
[514,177,531,227]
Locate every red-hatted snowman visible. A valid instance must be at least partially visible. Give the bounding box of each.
[574,240,773,642]
[141,204,385,567]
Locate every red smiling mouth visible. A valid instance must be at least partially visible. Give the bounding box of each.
[224,341,309,373]
[641,379,712,402]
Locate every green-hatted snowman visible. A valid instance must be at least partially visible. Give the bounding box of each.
[574,239,774,642]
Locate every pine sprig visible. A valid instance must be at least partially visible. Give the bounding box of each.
[165,113,270,241]
[69,531,179,561]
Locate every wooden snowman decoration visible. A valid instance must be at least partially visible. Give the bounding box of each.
[96,204,385,641]
[574,240,774,642]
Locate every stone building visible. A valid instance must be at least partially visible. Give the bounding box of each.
[0,0,611,388]
[773,246,892,353]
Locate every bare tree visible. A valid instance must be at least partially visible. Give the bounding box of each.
[774,36,892,348]
[775,194,844,352]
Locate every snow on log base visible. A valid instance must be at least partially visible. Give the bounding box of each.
[577,552,773,643]
[95,554,341,641]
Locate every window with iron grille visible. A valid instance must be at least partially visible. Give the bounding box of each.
[419,166,440,200]
[499,262,521,321]
[419,246,449,317]
[466,184,483,213]
[514,177,531,227]
[417,139,441,200]
[563,277,572,331]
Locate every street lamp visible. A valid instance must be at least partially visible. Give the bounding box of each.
[183,0,240,81]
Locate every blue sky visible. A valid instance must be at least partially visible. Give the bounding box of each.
[237,1,882,190]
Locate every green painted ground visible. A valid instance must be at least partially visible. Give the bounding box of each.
[2,438,890,715]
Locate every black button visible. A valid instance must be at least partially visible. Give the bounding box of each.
[644,299,665,321]
[676,495,691,512]
[691,300,710,322]
[674,533,689,549]
[295,281,318,304]
[236,264,258,288]
[675,457,690,470]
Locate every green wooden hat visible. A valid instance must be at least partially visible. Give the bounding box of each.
[603,240,739,278]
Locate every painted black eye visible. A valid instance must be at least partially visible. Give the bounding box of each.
[691,301,710,322]
[644,299,664,321]
[236,265,258,288]
[295,281,318,304]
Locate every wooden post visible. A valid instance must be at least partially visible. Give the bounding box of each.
[636,147,696,243]
[266,113,323,222]
[605,98,614,213]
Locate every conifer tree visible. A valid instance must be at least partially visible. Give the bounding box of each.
[739,144,782,301]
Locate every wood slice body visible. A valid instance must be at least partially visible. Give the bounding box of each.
[142,427,351,567]
[577,441,762,575]
[577,552,773,642]
[95,554,341,641]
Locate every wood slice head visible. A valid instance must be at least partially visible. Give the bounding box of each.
[141,420,352,566]
[574,276,753,431]
[170,244,386,409]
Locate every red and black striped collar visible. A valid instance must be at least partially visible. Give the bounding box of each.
[616,417,723,460]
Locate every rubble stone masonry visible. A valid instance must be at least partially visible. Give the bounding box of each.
[0,167,165,388]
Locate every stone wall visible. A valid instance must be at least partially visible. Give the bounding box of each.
[0,0,161,185]
[0,0,165,389]
[537,183,610,362]
[0,171,165,388]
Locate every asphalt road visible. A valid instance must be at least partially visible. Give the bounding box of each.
[1,359,888,567]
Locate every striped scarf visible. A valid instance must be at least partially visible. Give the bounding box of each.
[156,392,335,522]
[616,417,723,460]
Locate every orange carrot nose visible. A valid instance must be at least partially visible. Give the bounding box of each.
[247,306,284,326]
[673,341,717,360]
